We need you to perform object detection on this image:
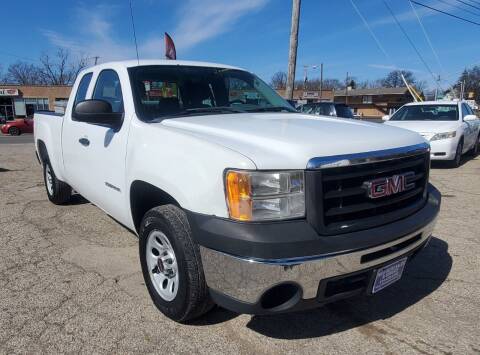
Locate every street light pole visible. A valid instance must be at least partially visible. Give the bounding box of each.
[286,0,301,100]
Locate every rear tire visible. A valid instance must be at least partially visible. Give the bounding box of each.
[43,161,72,204]
[8,127,20,136]
[449,141,463,168]
[139,205,213,323]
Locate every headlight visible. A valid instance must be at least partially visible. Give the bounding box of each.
[225,170,305,221]
[430,131,456,141]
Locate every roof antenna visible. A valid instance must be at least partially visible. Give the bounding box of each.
[129,0,140,65]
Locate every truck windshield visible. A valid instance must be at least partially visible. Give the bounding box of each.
[128,65,295,121]
[390,105,458,121]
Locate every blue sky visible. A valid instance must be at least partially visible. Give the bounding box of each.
[0,0,478,89]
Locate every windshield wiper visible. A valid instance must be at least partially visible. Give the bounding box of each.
[245,106,296,113]
[184,106,246,114]
[148,106,246,122]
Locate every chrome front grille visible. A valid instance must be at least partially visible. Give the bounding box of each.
[305,144,430,235]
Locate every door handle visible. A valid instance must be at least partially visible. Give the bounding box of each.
[79,138,90,147]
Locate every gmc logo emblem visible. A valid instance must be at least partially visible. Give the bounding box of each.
[363,172,415,199]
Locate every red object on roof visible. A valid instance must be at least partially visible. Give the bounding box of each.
[165,32,176,60]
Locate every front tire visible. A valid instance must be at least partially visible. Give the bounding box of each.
[8,127,20,136]
[43,161,72,204]
[449,141,463,168]
[468,134,479,157]
[139,205,213,322]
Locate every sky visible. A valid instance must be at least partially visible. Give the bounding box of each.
[0,0,479,90]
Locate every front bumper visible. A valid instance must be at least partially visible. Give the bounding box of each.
[429,138,458,160]
[189,185,441,314]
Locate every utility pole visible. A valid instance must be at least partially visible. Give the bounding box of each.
[434,74,440,101]
[345,72,349,105]
[286,0,301,100]
[320,63,323,99]
[93,56,100,65]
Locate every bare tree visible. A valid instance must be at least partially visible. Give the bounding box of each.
[38,48,89,85]
[321,78,343,90]
[270,71,287,89]
[293,78,343,91]
[3,48,89,86]
[381,70,417,88]
[4,62,42,85]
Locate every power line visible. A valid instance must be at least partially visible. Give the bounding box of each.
[410,0,480,26]
[463,0,480,6]
[439,0,480,17]
[349,0,393,62]
[409,0,445,75]
[383,0,441,90]
[454,0,480,12]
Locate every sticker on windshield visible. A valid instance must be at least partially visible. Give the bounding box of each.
[244,92,259,99]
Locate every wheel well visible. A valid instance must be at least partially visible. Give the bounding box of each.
[130,180,180,232]
[37,140,49,163]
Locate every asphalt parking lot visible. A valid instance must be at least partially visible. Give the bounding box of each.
[0,142,479,354]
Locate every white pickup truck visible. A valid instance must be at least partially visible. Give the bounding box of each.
[35,60,440,322]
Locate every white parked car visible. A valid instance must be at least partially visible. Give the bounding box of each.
[34,60,440,322]
[383,101,480,167]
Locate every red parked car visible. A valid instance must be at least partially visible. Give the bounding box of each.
[1,118,34,136]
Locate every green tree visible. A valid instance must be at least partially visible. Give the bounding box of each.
[455,66,480,102]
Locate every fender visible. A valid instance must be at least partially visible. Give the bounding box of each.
[34,116,67,182]
[125,121,256,226]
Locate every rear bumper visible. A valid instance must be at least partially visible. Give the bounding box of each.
[189,185,441,314]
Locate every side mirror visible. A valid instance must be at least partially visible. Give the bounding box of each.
[464,114,477,122]
[72,99,123,128]
[382,115,390,121]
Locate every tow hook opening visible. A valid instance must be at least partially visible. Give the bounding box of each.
[259,283,302,311]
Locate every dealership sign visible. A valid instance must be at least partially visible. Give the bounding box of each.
[0,88,19,96]
[302,91,319,99]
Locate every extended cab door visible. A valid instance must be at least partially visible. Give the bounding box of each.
[62,68,131,224]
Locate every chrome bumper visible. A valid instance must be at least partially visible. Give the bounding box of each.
[200,216,437,305]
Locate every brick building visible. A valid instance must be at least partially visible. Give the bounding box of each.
[0,85,72,121]
[333,87,416,118]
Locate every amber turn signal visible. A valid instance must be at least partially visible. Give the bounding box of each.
[225,170,252,221]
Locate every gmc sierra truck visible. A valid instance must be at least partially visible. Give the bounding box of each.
[34,60,441,322]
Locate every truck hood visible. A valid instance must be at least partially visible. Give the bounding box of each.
[160,113,426,169]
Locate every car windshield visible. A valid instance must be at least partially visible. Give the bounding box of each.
[390,104,458,121]
[128,65,295,121]
[334,105,354,119]
[300,103,335,116]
